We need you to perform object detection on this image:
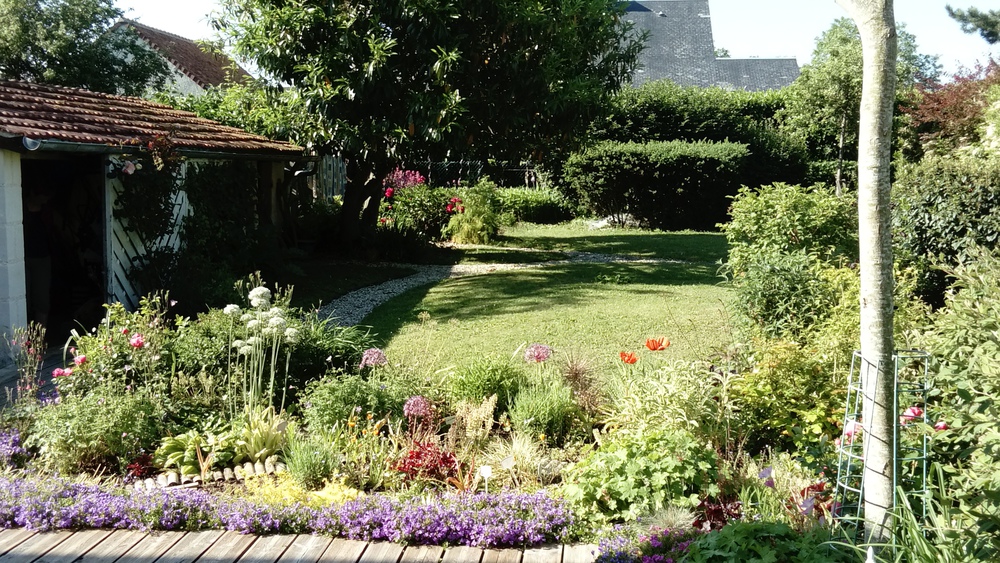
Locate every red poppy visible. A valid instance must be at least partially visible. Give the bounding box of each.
[645,337,670,351]
[619,351,638,364]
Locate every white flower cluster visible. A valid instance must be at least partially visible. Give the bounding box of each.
[223,304,241,316]
[248,286,272,309]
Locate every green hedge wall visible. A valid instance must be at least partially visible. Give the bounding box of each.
[563,140,749,230]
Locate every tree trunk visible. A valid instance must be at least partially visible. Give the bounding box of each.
[836,0,898,543]
[334,155,392,255]
[836,113,847,196]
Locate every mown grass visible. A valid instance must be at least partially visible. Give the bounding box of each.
[363,260,734,376]
[499,221,729,263]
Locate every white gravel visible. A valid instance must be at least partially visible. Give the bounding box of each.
[318,250,683,327]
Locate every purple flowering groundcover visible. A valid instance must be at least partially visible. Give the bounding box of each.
[0,476,573,548]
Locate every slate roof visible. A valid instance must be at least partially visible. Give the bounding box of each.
[0,80,302,158]
[623,0,799,91]
[116,20,253,89]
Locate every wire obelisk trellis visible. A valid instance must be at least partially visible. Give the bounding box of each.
[833,349,931,533]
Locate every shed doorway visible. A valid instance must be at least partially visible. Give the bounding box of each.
[21,156,106,343]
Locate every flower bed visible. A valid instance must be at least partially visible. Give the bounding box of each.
[0,475,572,548]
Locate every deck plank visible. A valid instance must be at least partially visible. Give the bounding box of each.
[398,546,443,563]
[77,530,148,563]
[317,539,368,563]
[0,530,37,557]
[155,530,226,563]
[520,545,561,563]
[560,545,597,563]
[276,535,334,563]
[235,534,297,563]
[441,546,481,563]
[35,529,113,563]
[480,549,521,563]
[357,542,403,563]
[197,531,258,563]
[0,531,73,563]
[116,531,185,563]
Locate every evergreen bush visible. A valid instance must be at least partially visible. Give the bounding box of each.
[562,140,749,230]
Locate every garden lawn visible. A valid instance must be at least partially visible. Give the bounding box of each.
[499,221,728,263]
[363,260,733,375]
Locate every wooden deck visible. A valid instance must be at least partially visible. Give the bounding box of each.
[0,529,598,563]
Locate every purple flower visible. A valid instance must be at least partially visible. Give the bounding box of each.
[0,429,25,466]
[359,348,388,369]
[403,396,433,420]
[524,343,552,363]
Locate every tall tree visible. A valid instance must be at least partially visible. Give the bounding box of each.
[0,0,169,96]
[780,18,936,194]
[835,0,897,543]
[217,0,644,248]
[947,5,1000,44]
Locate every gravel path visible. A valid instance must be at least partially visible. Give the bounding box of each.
[318,249,684,326]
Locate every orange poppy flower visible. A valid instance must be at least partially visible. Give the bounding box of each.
[620,351,638,364]
[645,337,670,351]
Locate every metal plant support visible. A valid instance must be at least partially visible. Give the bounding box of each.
[833,349,931,530]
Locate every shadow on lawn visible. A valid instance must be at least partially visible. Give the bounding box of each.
[364,261,724,342]
[498,231,728,263]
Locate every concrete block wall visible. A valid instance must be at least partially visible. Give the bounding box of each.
[0,150,27,356]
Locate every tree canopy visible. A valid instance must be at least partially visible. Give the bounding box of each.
[948,5,1000,44]
[217,0,645,245]
[779,17,938,191]
[0,0,169,96]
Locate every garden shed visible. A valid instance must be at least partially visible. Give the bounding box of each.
[0,80,303,343]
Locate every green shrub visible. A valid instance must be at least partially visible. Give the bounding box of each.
[495,187,574,225]
[301,372,413,432]
[562,427,719,523]
[383,183,454,240]
[29,388,162,474]
[508,374,580,445]
[449,357,528,416]
[893,154,1000,305]
[721,182,858,278]
[443,179,501,244]
[733,340,844,456]
[562,140,749,230]
[730,249,835,340]
[284,429,343,490]
[684,522,853,563]
[919,247,1000,545]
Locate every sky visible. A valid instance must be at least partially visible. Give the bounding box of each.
[115,0,998,78]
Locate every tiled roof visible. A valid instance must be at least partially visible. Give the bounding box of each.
[117,20,253,89]
[715,58,801,92]
[623,0,799,91]
[0,80,302,158]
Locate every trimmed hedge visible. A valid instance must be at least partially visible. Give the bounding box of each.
[590,80,808,190]
[563,140,749,230]
[893,154,1000,305]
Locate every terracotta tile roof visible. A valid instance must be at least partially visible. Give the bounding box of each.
[0,80,303,158]
[117,20,253,89]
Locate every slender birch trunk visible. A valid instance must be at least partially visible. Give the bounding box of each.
[835,0,897,542]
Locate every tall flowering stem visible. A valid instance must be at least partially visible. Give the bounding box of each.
[5,322,45,406]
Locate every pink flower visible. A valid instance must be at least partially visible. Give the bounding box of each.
[446,204,454,213]
[934,420,949,431]
[129,333,145,348]
[52,368,65,377]
[122,161,136,175]
[524,343,552,363]
[900,406,924,425]
[844,420,862,438]
[121,328,129,335]
[73,355,86,366]
[384,187,395,199]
